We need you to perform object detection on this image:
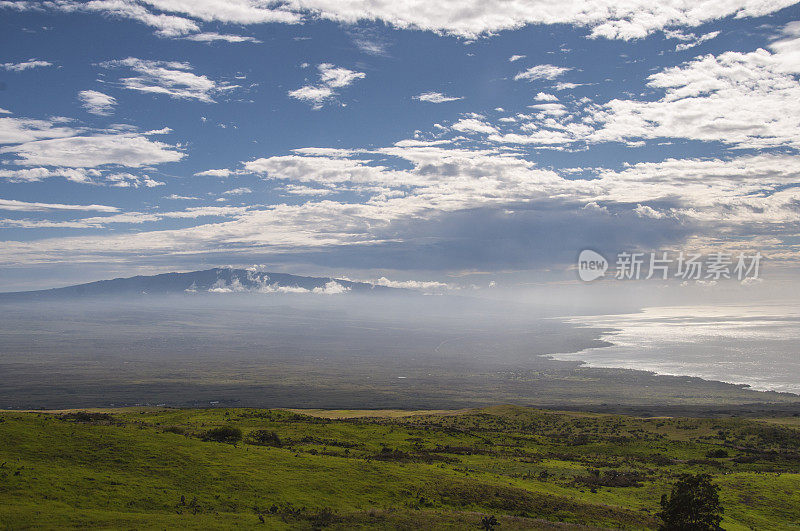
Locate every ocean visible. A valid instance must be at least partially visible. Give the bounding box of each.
[552,303,800,394]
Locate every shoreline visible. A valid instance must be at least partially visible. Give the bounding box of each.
[548,303,800,396]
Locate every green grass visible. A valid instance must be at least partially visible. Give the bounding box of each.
[1,406,799,529]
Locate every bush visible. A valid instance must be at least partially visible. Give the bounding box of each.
[658,474,723,530]
[202,426,242,444]
[247,429,283,447]
[481,515,499,530]
[58,412,113,423]
[705,449,728,458]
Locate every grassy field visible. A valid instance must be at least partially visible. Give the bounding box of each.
[1,406,799,529]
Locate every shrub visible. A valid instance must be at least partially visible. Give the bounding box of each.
[58,412,113,423]
[658,474,723,530]
[481,515,499,530]
[202,426,242,444]
[248,430,283,447]
[705,449,729,458]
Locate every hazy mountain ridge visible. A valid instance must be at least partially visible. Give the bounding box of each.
[0,268,397,300]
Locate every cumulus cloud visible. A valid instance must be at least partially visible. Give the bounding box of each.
[508,54,526,62]
[1,133,184,168]
[451,117,498,134]
[370,277,451,290]
[588,33,800,149]
[194,168,233,177]
[99,57,237,103]
[138,0,300,25]
[414,92,464,103]
[446,26,800,152]
[4,144,800,268]
[78,90,117,115]
[514,64,571,81]
[287,0,797,40]
[4,0,796,41]
[534,92,559,101]
[287,85,335,108]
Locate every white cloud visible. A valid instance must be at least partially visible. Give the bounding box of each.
[0,167,100,184]
[5,146,800,266]
[49,0,200,36]
[0,116,79,144]
[589,32,800,149]
[287,0,798,40]
[349,27,389,56]
[312,280,349,294]
[194,168,233,177]
[288,63,365,108]
[514,64,571,81]
[281,184,336,196]
[223,187,252,195]
[414,92,464,103]
[508,54,526,62]
[99,57,237,103]
[371,277,451,290]
[0,199,118,212]
[0,59,52,71]
[245,155,396,184]
[634,204,667,219]
[165,194,200,200]
[288,85,335,108]
[104,172,165,188]
[451,25,800,151]
[675,30,721,51]
[317,63,365,87]
[451,117,498,134]
[183,32,261,43]
[1,133,185,167]
[6,0,797,41]
[78,90,117,115]
[139,0,300,25]
[553,82,582,90]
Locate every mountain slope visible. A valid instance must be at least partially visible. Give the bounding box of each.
[0,268,395,300]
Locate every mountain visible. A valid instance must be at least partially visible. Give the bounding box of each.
[0,268,397,301]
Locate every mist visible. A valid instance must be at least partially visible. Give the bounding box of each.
[1,289,795,411]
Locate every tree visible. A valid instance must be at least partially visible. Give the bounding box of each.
[480,515,499,530]
[658,474,723,530]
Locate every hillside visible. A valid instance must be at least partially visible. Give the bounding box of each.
[2,406,799,529]
[0,268,395,300]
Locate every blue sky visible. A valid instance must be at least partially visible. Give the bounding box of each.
[1,1,800,290]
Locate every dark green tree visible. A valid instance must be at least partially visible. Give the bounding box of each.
[480,515,499,530]
[658,474,723,530]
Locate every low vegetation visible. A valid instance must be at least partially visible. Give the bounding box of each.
[1,405,799,529]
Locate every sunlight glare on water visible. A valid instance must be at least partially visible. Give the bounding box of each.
[552,304,800,394]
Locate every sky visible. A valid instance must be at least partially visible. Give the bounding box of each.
[1,0,800,291]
